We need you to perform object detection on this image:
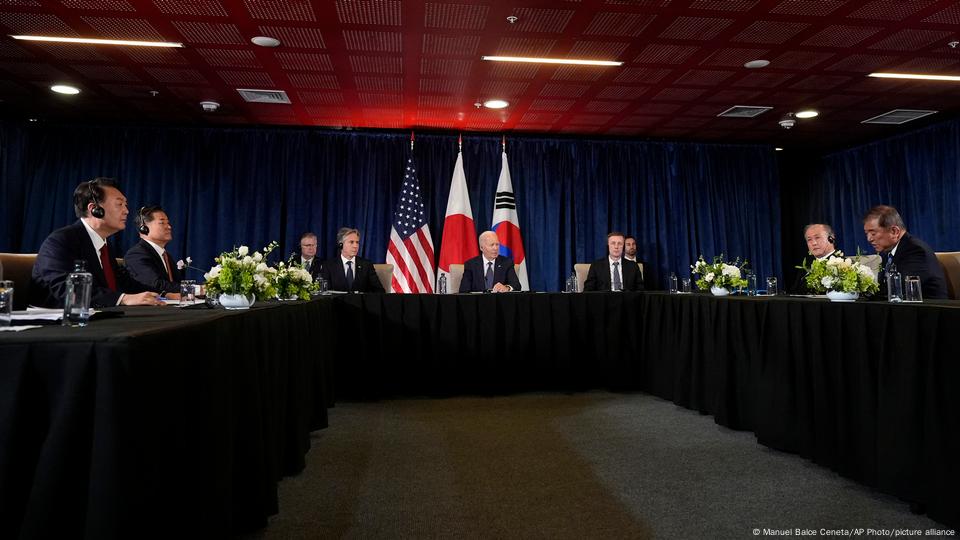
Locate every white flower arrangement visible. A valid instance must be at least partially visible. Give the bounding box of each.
[274,257,317,300]
[691,255,749,291]
[800,251,879,295]
[203,242,279,299]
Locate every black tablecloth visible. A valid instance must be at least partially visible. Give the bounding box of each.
[3,292,958,534]
[0,300,333,539]
[330,291,960,528]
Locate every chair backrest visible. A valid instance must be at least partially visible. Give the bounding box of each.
[574,263,590,292]
[0,253,38,310]
[857,254,881,275]
[448,264,464,293]
[372,263,394,293]
[935,251,960,300]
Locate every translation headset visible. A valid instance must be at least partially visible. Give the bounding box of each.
[136,205,162,235]
[89,179,106,219]
[827,233,837,246]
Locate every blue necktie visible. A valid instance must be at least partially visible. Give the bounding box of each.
[346,261,354,289]
[612,261,622,291]
[485,261,494,290]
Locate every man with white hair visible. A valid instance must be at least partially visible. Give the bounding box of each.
[458,231,521,293]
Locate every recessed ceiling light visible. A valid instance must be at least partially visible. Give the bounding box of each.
[250,36,281,47]
[744,59,770,69]
[483,99,509,109]
[868,72,960,82]
[795,110,818,119]
[50,84,80,95]
[10,35,183,48]
[481,55,623,67]
[775,147,784,151]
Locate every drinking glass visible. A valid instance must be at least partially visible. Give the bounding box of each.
[180,280,196,305]
[766,277,778,296]
[904,276,923,303]
[747,273,757,296]
[0,280,13,327]
[681,277,692,294]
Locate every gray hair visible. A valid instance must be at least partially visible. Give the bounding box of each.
[336,227,361,246]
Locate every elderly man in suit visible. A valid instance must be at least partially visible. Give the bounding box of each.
[30,177,163,308]
[124,205,184,297]
[790,223,838,294]
[459,231,521,293]
[583,231,644,292]
[297,232,323,281]
[863,205,947,299]
[319,227,383,293]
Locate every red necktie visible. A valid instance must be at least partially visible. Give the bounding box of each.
[162,251,174,281]
[100,245,118,291]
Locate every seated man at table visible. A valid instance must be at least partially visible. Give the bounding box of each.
[624,234,647,287]
[123,205,183,298]
[583,231,644,292]
[863,205,947,299]
[297,232,323,281]
[319,227,384,293]
[459,231,521,293]
[30,177,164,308]
[790,223,838,294]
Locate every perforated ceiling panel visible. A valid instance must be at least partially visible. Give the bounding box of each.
[2,0,960,149]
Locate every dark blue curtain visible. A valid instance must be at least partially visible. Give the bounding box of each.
[1,123,781,291]
[783,118,960,266]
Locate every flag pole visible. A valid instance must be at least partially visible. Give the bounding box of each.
[502,135,506,154]
[458,133,462,153]
[410,130,415,151]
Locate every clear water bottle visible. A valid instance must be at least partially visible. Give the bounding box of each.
[747,273,757,296]
[63,260,93,327]
[437,273,447,294]
[564,272,576,293]
[669,272,678,294]
[886,262,903,303]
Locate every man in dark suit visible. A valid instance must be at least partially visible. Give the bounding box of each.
[864,205,947,300]
[459,231,521,293]
[790,223,838,294]
[623,234,648,289]
[297,232,323,281]
[124,205,184,296]
[583,231,644,292]
[30,177,164,308]
[319,227,384,293]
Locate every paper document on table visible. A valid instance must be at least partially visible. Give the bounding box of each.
[0,325,44,332]
[15,309,63,321]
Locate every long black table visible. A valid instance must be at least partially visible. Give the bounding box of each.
[328,292,960,528]
[2,293,958,536]
[0,300,334,539]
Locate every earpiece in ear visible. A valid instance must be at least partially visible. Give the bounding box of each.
[91,205,105,219]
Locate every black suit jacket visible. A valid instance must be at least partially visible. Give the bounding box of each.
[583,257,644,291]
[124,239,183,294]
[878,233,948,300]
[30,220,149,308]
[300,257,323,281]
[459,255,521,292]
[319,256,384,293]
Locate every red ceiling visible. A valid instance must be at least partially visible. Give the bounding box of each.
[2,0,960,149]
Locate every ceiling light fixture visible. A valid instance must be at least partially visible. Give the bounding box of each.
[795,110,819,119]
[10,35,184,48]
[775,147,784,151]
[251,36,281,47]
[868,72,960,82]
[483,99,509,109]
[50,84,80,95]
[481,55,623,67]
[744,59,770,69]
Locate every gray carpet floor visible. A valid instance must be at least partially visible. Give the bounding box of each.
[242,392,946,539]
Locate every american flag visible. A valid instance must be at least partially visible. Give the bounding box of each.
[385,156,436,293]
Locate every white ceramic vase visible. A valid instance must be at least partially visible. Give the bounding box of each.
[219,293,256,310]
[826,290,858,302]
[710,286,730,296]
